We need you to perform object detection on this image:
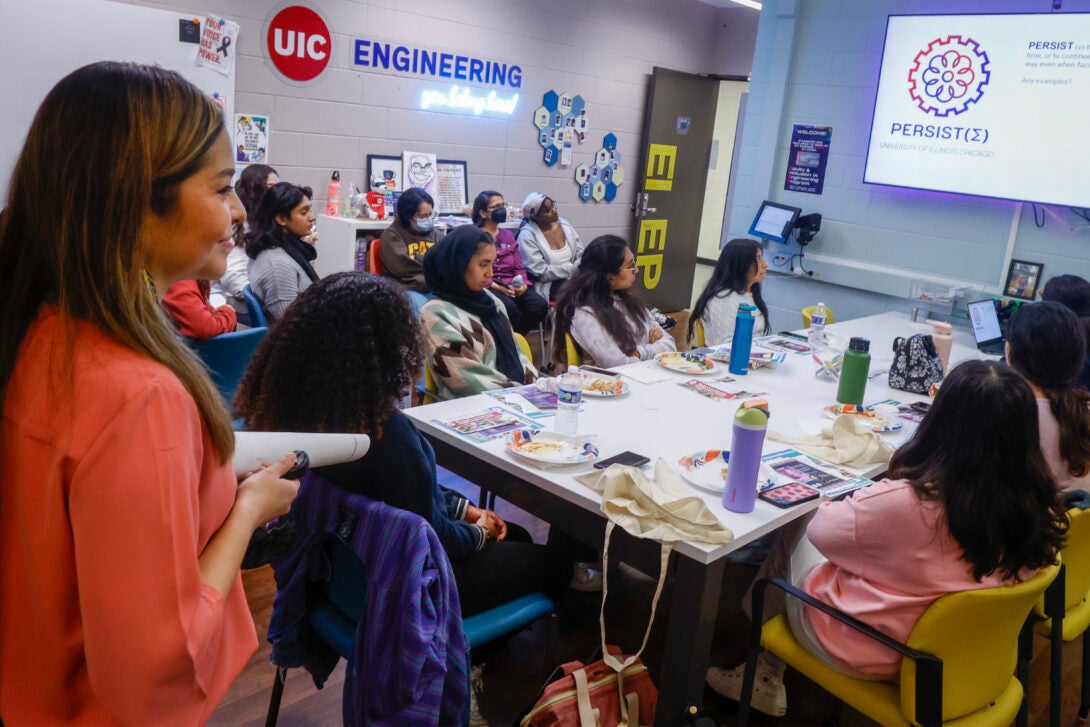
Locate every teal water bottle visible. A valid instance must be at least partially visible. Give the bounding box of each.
[729,304,756,376]
[836,337,871,405]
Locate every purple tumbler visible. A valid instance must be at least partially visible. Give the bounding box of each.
[723,400,769,513]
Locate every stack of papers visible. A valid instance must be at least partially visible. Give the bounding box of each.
[761,448,872,498]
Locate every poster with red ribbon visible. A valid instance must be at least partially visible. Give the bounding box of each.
[196,15,239,77]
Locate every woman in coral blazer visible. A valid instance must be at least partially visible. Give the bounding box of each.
[0,62,299,725]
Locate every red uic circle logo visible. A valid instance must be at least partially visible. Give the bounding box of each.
[266,5,331,82]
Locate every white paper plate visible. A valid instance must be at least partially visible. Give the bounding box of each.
[676,449,776,494]
[656,352,717,375]
[505,430,600,464]
[581,375,631,397]
[822,404,903,432]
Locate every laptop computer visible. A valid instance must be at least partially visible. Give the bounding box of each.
[966,299,1006,355]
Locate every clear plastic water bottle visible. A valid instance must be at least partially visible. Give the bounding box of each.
[555,367,583,436]
[809,301,828,352]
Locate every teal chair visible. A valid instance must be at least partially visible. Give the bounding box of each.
[186,327,267,406]
[265,534,556,725]
[241,284,268,328]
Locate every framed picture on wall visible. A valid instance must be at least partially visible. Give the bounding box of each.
[366,154,402,193]
[1004,259,1044,301]
[403,150,438,201]
[435,159,469,215]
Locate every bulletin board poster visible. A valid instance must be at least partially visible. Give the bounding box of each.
[234,114,269,164]
[784,124,832,195]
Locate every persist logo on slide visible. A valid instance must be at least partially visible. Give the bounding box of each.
[908,35,991,117]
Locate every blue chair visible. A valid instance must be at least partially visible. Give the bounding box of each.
[265,535,556,726]
[241,284,268,328]
[186,327,267,406]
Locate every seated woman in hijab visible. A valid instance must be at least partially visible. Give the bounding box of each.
[420,225,538,398]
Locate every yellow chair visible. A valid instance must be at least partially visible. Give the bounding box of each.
[738,563,1060,727]
[1031,507,1090,725]
[802,305,836,328]
[421,333,534,405]
[565,333,582,369]
[692,318,706,348]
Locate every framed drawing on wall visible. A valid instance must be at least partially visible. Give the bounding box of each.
[366,154,402,194]
[1004,259,1044,301]
[435,159,469,215]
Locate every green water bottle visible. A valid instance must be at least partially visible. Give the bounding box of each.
[836,337,871,406]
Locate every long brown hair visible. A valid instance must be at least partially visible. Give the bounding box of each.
[888,360,1066,581]
[0,62,234,461]
[1007,301,1090,478]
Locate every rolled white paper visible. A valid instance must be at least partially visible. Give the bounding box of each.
[232,432,371,477]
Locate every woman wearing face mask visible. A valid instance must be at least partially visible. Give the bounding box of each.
[420,225,538,398]
[246,182,318,322]
[379,187,441,314]
[517,192,582,303]
[473,190,548,334]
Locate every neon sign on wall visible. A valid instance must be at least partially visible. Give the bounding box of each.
[419,85,519,116]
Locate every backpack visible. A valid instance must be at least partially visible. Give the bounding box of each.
[888,334,943,394]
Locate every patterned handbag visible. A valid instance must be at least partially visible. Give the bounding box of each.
[888,334,944,394]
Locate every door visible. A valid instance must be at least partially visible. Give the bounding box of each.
[630,67,721,312]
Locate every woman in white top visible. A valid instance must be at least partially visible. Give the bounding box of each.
[217,163,279,305]
[516,192,582,302]
[553,235,676,368]
[690,238,771,346]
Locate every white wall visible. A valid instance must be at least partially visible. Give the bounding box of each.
[117,0,747,244]
[725,0,1090,333]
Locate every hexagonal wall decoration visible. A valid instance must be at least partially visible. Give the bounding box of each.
[576,133,625,203]
[534,89,589,167]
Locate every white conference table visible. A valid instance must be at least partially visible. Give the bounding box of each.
[404,311,991,723]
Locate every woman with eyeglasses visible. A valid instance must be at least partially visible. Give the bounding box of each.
[473,190,548,334]
[517,192,582,303]
[553,235,676,368]
[379,187,441,314]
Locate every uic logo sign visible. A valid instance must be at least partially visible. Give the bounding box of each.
[266,5,331,82]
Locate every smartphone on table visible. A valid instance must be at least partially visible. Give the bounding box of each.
[758,482,820,508]
[593,451,651,470]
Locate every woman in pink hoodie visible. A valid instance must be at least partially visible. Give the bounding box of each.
[709,359,1066,716]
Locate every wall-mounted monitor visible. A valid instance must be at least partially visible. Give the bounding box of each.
[749,200,802,243]
[864,12,1090,207]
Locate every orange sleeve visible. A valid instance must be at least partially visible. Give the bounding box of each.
[67,380,237,722]
[162,281,237,339]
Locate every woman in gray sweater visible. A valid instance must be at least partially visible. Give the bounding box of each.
[246,182,319,321]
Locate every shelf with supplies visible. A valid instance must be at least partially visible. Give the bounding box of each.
[314,215,521,278]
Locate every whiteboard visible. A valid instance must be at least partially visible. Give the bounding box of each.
[0,0,237,200]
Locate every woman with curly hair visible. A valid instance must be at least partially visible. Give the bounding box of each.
[421,224,538,398]
[553,235,676,368]
[246,181,318,321]
[234,272,572,615]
